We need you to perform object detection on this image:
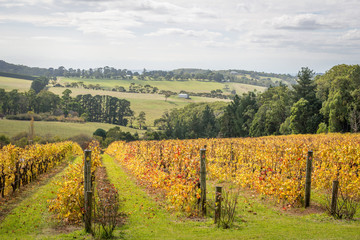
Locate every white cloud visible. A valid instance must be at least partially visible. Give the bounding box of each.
[145,28,221,39]
[342,29,360,41]
[65,10,142,39]
[0,0,53,7]
[0,0,359,73]
[31,36,79,43]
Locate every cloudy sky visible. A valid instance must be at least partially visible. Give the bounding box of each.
[0,0,359,74]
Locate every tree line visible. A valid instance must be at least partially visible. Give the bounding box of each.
[150,65,360,139]
[0,88,133,126]
[0,60,295,87]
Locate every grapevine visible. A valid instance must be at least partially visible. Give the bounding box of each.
[106,134,360,213]
[0,141,82,198]
[48,140,101,223]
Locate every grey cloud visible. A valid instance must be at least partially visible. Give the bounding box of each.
[272,14,332,30]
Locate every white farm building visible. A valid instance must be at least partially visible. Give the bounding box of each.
[178,93,190,99]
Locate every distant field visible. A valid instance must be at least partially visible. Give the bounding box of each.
[0,76,32,91]
[0,119,144,139]
[49,87,230,125]
[234,74,288,86]
[0,75,258,126]
[57,77,266,94]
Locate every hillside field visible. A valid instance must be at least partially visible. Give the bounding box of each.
[0,119,144,139]
[0,75,266,126]
[57,77,266,94]
[0,76,32,91]
[49,86,230,125]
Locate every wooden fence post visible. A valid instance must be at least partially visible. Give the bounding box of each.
[214,186,222,224]
[304,150,313,208]
[331,180,339,216]
[200,148,207,216]
[84,150,92,233]
[16,160,20,190]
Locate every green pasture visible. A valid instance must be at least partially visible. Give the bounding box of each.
[57,77,266,94]
[49,87,230,125]
[0,119,143,139]
[0,76,32,91]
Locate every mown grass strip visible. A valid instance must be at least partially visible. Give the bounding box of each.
[0,156,91,240]
[104,154,360,240]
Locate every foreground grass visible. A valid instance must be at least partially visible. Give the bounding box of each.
[104,154,360,240]
[0,119,144,138]
[0,157,91,240]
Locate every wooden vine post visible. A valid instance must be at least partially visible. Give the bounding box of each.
[84,150,92,233]
[214,186,222,224]
[331,180,339,216]
[200,148,207,216]
[304,150,313,208]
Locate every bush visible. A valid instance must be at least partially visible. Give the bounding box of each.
[11,132,29,142]
[0,135,10,148]
[93,128,107,140]
[325,186,359,220]
[6,113,42,121]
[317,122,328,134]
[68,134,93,150]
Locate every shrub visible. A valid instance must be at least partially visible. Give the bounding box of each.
[93,128,107,140]
[0,135,10,148]
[317,122,328,134]
[325,186,359,220]
[68,134,93,150]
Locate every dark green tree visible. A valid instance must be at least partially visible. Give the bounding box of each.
[200,105,218,138]
[35,90,60,113]
[93,128,107,140]
[293,67,316,102]
[31,77,49,94]
[220,92,258,137]
[137,111,146,130]
[291,67,322,133]
[250,85,292,137]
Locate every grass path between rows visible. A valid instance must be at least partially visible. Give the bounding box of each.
[103,154,360,240]
[0,156,91,240]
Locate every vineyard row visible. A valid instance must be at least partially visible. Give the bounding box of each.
[106,133,360,214]
[0,142,82,198]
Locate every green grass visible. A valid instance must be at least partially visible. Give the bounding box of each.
[0,76,32,91]
[0,119,144,139]
[49,87,230,126]
[103,154,360,240]
[57,77,266,94]
[0,157,92,240]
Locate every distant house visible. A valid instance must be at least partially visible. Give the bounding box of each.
[178,93,190,99]
[230,71,238,75]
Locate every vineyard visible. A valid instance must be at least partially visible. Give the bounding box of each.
[106,134,360,215]
[0,135,359,239]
